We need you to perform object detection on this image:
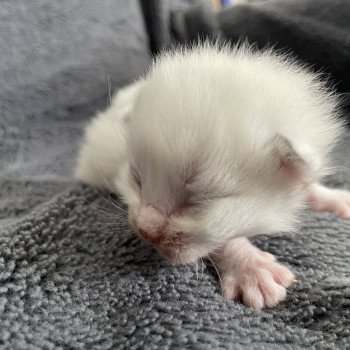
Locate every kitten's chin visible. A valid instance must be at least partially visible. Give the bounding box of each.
[156,245,209,265]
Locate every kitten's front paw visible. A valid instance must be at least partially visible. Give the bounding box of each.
[221,252,295,310]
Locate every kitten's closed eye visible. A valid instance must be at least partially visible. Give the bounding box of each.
[130,167,141,188]
[172,199,195,215]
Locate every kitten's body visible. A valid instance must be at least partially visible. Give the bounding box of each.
[76,44,350,309]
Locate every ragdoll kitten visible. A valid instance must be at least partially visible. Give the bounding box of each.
[76,44,350,310]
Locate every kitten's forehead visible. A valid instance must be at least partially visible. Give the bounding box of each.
[142,160,191,197]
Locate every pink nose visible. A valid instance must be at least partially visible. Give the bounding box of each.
[139,228,164,244]
[136,205,166,245]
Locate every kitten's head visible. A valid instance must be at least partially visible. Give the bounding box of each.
[113,46,340,264]
[114,95,317,265]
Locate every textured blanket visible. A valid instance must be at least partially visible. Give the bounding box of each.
[1,147,350,349]
[1,0,350,349]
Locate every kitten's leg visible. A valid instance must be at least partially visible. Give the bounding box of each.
[308,183,350,219]
[211,237,295,310]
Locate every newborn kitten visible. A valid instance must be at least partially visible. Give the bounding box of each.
[76,43,350,310]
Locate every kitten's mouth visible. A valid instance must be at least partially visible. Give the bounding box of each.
[158,248,194,264]
[132,218,209,264]
[158,247,178,259]
[156,245,203,265]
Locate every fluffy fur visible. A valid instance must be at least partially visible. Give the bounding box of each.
[75,43,346,308]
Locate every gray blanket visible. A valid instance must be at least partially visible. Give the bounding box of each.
[1,1,350,349]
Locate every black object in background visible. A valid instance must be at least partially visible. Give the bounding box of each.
[139,0,350,120]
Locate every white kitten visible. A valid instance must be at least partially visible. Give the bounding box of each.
[76,43,350,309]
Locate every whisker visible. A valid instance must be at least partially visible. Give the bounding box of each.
[200,257,204,279]
[95,189,127,214]
[92,162,117,195]
[206,255,223,288]
[79,191,122,217]
[209,251,233,264]
[107,74,112,108]
[87,202,121,218]
[92,162,127,214]
[93,228,136,238]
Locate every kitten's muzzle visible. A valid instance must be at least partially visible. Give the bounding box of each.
[138,228,164,245]
[136,204,187,249]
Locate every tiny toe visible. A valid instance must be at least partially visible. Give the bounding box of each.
[263,284,286,308]
[268,263,295,287]
[222,277,241,300]
[257,269,287,307]
[242,285,264,310]
[241,275,265,310]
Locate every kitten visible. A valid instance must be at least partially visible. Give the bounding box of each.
[76,44,349,309]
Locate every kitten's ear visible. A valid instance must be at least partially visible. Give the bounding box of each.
[114,80,144,124]
[122,111,131,124]
[271,134,319,182]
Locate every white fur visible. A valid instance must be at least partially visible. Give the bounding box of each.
[76,43,344,264]
[75,81,142,189]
